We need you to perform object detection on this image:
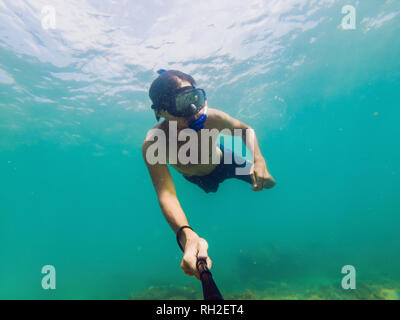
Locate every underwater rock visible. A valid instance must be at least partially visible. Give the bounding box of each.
[379,288,399,300]
[224,290,258,300]
[131,283,202,300]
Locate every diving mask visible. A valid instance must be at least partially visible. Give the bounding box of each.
[152,86,207,118]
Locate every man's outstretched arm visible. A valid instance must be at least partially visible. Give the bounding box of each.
[142,140,212,279]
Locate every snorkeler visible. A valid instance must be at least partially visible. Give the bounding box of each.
[142,70,275,280]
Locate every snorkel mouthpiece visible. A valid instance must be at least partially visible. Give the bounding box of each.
[189,103,198,114]
[189,106,208,132]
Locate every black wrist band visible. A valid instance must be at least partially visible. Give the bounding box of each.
[176,226,193,252]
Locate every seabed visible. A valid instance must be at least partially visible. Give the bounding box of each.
[130,280,400,300]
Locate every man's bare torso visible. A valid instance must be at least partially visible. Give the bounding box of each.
[147,110,223,177]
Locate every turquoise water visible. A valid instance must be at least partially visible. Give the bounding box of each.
[1,0,399,299]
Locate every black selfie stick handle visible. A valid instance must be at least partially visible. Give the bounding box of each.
[176,227,223,300]
[196,257,224,300]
